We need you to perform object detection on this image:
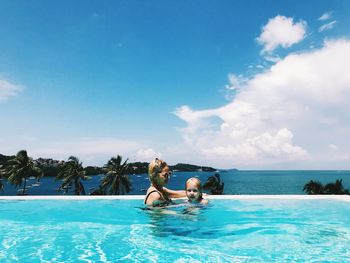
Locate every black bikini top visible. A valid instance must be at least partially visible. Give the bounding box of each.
[144,189,172,206]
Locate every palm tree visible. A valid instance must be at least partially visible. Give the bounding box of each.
[203,173,224,194]
[303,180,324,194]
[56,156,90,195]
[324,179,349,194]
[2,150,43,195]
[0,164,4,191]
[303,179,349,195]
[99,155,131,195]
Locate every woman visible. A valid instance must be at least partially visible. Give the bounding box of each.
[144,158,186,206]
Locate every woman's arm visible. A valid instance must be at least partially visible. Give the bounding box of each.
[163,187,186,198]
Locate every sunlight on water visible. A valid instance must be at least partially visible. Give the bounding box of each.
[0,199,350,262]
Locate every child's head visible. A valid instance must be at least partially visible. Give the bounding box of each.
[185,177,203,202]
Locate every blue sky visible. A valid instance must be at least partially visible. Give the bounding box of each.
[1,1,350,169]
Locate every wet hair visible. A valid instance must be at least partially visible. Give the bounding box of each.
[185,177,203,198]
[148,158,168,185]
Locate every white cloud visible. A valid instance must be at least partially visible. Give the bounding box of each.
[1,136,167,165]
[174,39,350,168]
[319,21,337,32]
[225,74,248,91]
[263,54,281,63]
[40,137,140,156]
[224,74,249,100]
[135,148,162,161]
[0,79,23,102]
[318,12,332,21]
[328,144,338,151]
[201,128,307,160]
[257,15,307,53]
[326,144,350,162]
[1,137,142,165]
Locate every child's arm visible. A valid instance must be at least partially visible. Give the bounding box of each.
[163,187,186,198]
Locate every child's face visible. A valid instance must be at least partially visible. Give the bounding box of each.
[186,181,201,201]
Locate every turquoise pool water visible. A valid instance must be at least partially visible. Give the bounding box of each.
[0,198,350,262]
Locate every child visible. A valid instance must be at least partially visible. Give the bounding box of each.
[185,177,208,205]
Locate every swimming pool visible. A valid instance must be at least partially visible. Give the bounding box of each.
[0,196,349,262]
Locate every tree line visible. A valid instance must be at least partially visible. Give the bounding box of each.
[0,150,224,196]
[303,179,349,195]
[0,150,131,195]
[2,151,348,196]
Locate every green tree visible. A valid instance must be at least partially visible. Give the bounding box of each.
[0,164,4,191]
[303,179,349,195]
[203,173,224,195]
[3,150,43,195]
[324,179,349,194]
[56,156,90,195]
[99,155,131,195]
[303,180,324,194]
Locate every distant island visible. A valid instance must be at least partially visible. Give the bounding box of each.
[0,153,216,177]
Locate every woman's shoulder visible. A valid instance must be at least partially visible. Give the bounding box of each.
[146,186,157,193]
[144,187,163,205]
[145,187,161,197]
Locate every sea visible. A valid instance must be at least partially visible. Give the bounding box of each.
[1,170,350,195]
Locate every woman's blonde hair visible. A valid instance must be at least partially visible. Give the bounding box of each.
[148,158,168,184]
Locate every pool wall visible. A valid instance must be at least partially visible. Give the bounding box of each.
[1,195,350,202]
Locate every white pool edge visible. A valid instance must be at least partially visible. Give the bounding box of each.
[1,195,350,202]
